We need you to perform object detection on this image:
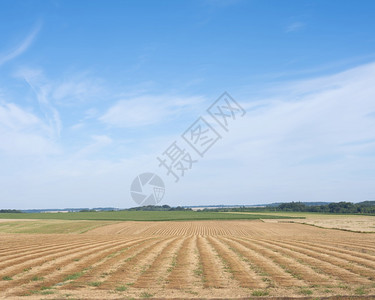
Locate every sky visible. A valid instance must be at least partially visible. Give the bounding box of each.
[0,0,375,209]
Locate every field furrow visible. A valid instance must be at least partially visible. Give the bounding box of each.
[0,219,374,299]
[267,239,375,281]
[133,237,183,288]
[196,235,228,288]
[3,239,137,296]
[230,238,332,285]
[221,237,304,287]
[256,239,371,284]
[306,239,375,256]
[0,239,98,264]
[61,237,154,289]
[286,240,375,271]
[0,239,118,279]
[99,237,173,289]
[166,236,200,289]
[207,236,264,288]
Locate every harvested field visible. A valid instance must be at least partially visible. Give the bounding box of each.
[288,216,375,233]
[230,212,375,232]
[0,220,374,299]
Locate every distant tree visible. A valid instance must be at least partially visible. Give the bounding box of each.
[0,209,22,213]
[278,202,307,212]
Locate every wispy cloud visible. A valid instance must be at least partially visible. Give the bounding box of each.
[205,0,242,6]
[285,21,305,33]
[0,21,42,66]
[187,62,375,204]
[74,135,113,158]
[100,95,206,128]
[17,68,62,139]
[0,102,59,156]
[14,68,104,138]
[1,62,375,207]
[51,72,104,105]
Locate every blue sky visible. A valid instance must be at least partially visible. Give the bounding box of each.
[0,0,375,209]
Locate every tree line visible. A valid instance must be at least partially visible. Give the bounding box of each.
[277,201,375,214]
[201,201,375,214]
[0,209,22,213]
[125,205,192,211]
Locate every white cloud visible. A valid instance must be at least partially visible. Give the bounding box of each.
[100,95,206,128]
[204,0,243,7]
[84,108,99,119]
[70,108,100,130]
[179,62,375,204]
[74,135,113,158]
[70,122,84,130]
[0,103,40,130]
[0,102,59,155]
[14,67,109,138]
[285,22,305,33]
[51,73,104,105]
[0,21,41,66]
[2,62,375,208]
[17,68,62,138]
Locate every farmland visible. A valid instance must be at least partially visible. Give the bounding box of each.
[0,217,375,299]
[0,210,295,221]
[223,211,375,233]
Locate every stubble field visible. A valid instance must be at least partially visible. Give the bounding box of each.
[0,218,375,299]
